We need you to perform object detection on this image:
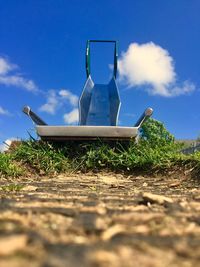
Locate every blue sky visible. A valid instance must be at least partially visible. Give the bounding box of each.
[0,0,200,148]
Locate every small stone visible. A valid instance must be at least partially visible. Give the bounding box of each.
[142,192,173,205]
[168,181,181,187]
[22,185,38,191]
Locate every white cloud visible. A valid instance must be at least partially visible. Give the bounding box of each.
[59,89,78,107]
[118,42,196,97]
[0,75,37,92]
[39,90,59,114]
[0,143,7,153]
[0,57,16,75]
[0,138,17,153]
[166,80,195,97]
[0,57,38,92]
[40,89,79,120]
[0,106,10,115]
[63,108,79,124]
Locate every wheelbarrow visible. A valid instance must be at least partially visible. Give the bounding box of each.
[23,40,153,141]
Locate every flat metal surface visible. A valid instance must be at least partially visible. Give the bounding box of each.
[86,84,110,125]
[79,76,94,125]
[79,77,120,126]
[36,125,138,140]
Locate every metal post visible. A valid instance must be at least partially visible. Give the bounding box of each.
[23,106,47,126]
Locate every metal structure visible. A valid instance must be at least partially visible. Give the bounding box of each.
[23,40,153,141]
[79,40,120,126]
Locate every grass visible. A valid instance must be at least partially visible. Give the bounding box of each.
[0,118,200,178]
[0,183,24,192]
[0,139,188,176]
[0,153,23,177]
[13,141,70,174]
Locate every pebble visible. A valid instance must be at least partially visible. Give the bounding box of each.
[142,192,174,205]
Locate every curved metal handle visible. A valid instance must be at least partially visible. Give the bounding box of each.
[23,106,47,125]
[134,107,153,128]
[86,40,118,79]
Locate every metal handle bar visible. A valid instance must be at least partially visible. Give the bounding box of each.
[86,40,118,79]
[23,106,47,126]
[134,107,153,128]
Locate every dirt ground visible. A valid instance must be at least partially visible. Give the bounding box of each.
[0,170,200,267]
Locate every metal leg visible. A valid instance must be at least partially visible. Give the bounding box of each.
[134,108,153,128]
[23,106,47,126]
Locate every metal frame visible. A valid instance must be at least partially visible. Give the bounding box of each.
[79,40,121,126]
[86,40,118,79]
[22,40,154,141]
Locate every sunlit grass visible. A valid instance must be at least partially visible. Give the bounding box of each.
[0,118,200,178]
[0,153,24,177]
[13,140,71,174]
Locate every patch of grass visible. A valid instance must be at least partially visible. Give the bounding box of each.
[1,118,200,177]
[75,139,182,172]
[0,183,24,192]
[0,140,193,177]
[0,153,23,177]
[13,140,70,174]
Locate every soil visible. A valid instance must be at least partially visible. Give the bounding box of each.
[0,170,200,267]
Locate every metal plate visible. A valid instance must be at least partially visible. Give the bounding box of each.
[79,77,121,126]
[36,125,138,141]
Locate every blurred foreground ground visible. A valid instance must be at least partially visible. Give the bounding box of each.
[0,171,200,267]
